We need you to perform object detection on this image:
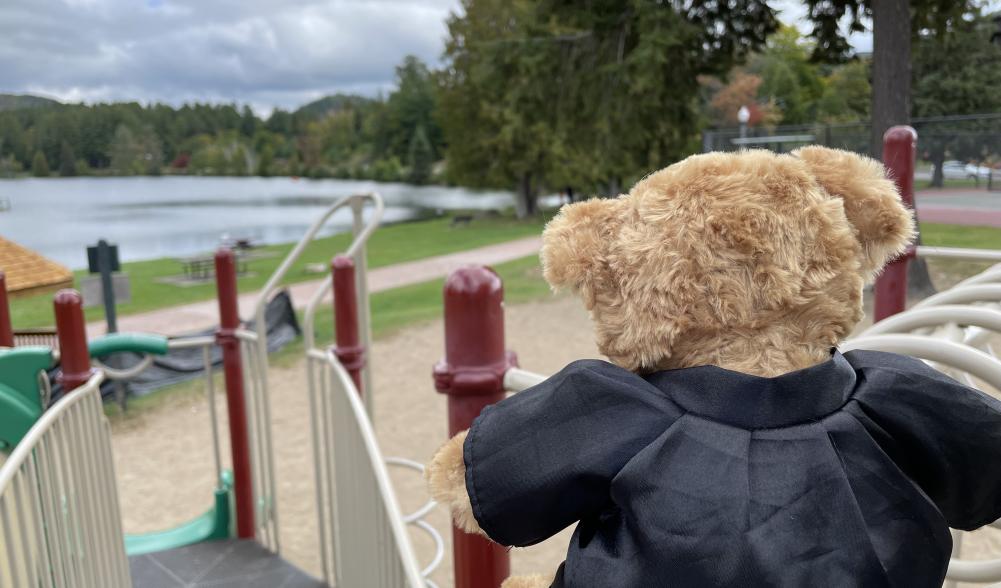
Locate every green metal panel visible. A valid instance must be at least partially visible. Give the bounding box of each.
[0,347,53,450]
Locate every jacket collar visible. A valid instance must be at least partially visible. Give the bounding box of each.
[644,350,857,429]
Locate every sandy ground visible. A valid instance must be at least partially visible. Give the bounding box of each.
[110,272,1001,587]
[111,293,601,587]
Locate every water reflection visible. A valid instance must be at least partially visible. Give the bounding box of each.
[0,176,520,268]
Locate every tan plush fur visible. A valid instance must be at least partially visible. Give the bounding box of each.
[501,574,555,588]
[426,430,484,536]
[541,148,915,376]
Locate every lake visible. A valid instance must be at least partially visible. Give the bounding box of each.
[0,176,522,269]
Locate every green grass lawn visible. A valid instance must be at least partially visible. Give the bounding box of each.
[110,253,553,420]
[11,211,552,329]
[106,221,1001,419]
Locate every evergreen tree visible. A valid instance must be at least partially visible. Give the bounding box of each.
[31,150,49,177]
[407,125,433,185]
[59,141,77,176]
[257,144,274,177]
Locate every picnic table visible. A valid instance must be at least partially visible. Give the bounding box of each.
[176,253,249,280]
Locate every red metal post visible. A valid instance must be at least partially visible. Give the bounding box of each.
[873,125,918,321]
[433,266,516,588]
[214,248,255,539]
[0,272,13,347]
[54,290,95,391]
[332,255,365,395]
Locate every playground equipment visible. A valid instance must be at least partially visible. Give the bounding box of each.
[0,192,440,587]
[433,126,1001,587]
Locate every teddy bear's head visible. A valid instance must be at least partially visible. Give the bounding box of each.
[541,147,915,377]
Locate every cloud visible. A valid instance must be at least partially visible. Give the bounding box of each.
[0,0,461,113]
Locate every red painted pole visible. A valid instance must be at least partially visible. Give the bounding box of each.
[54,290,95,391]
[0,272,13,347]
[332,255,365,395]
[433,266,516,588]
[214,248,255,539]
[873,125,918,321]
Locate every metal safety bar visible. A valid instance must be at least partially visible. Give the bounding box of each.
[262,192,384,419]
[306,349,435,587]
[233,192,384,555]
[0,372,132,588]
[235,328,279,551]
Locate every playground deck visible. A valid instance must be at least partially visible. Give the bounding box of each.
[129,539,322,587]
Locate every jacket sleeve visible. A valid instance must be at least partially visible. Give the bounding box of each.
[848,351,1001,531]
[463,359,680,547]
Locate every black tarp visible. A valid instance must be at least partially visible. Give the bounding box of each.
[49,290,301,402]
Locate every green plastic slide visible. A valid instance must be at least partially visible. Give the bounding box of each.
[0,346,54,450]
[124,470,234,555]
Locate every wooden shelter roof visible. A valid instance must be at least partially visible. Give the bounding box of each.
[0,237,73,297]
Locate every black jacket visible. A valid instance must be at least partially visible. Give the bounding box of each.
[463,350,1001,587]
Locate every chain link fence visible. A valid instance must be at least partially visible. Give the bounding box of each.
[702,113,1001,191]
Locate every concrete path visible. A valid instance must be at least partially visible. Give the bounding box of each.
[87,236,542,338]
[916,187,1001,228]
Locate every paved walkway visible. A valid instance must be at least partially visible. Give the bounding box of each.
[916,187,1001,228]
[87,236,542,338]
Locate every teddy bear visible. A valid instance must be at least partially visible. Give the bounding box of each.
[426,147,1001,587]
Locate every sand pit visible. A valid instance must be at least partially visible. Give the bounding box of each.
[109,288,1001,587]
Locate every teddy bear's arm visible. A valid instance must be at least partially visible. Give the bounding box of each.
[848,352,1001,532]
[426,430,486,537]
[426,359,677,548]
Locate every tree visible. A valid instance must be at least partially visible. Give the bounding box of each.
[385,56,442,162]
[912,13,1001,186]
[58,141,77,176]
[240,105,257,137]
[801,0,981,299]
[440,0,778,215]
[257,144,274,177]
[31,150,49,177]
[802,0,980,155]
[747,27,824,124]
[407,125,433,185]
[816,61,871,123]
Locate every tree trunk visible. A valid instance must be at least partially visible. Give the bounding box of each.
[871,0,936,300]
[870,0,911,159]
[516,172,537,218]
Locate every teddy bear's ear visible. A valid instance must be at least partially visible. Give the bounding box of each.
[541,198,624,306]
[793,146,916,279]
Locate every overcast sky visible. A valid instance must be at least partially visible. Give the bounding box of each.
[0,0,870,115]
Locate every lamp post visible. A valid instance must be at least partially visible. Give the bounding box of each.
[738,105,750,141]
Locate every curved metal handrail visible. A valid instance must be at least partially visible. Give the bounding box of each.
[504,366,547,393]
[244,192,384,554]
[0,371,132,588]
[958,263,1001,287]
[911,284,1001,309]
[322,350,427,587]
[258,193,384,354]
[862,305,1001,338]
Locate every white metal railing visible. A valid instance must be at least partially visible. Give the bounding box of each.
[236,328,279,551]
[306,349,438,588]
[243,192,385,556]
[917,247,1001,263]
[0,372,132,588]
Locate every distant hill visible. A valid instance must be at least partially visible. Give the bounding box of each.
[0,94,61,112]
[294,93,373,119]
